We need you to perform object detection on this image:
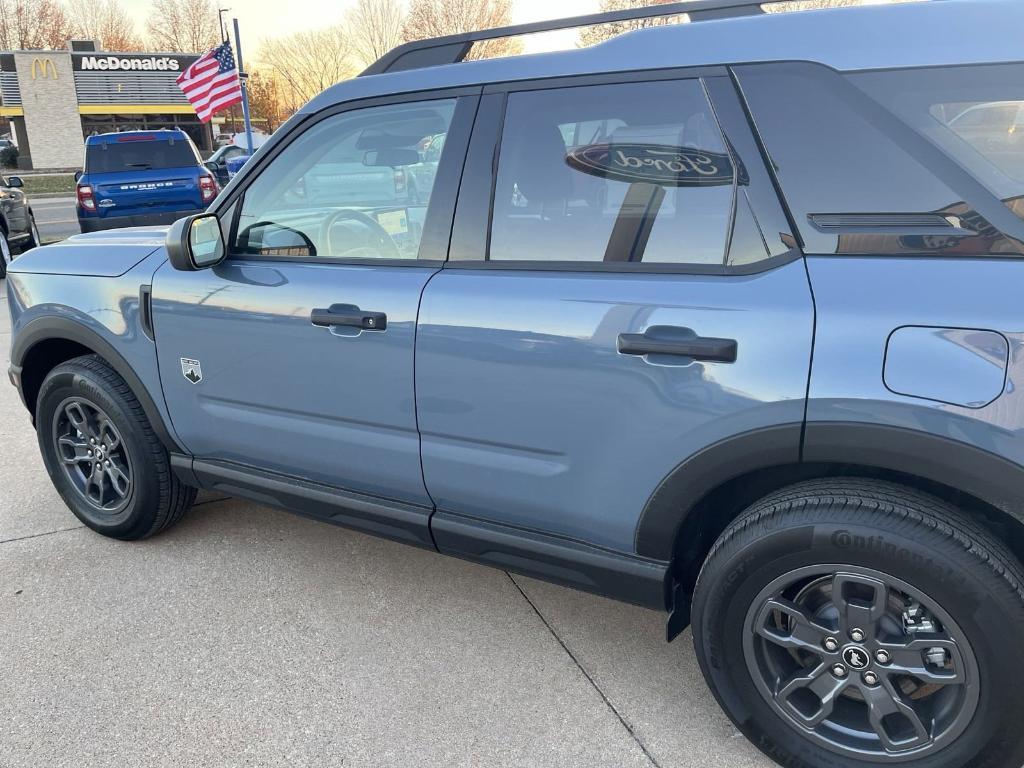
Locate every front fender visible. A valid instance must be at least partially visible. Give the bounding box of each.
[7,250,183,453]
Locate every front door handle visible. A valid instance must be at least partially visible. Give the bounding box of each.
[617,326,737,362]
[311,304,387,331]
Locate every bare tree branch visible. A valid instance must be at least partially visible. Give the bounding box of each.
[0,0,74,50]
[403,0,521,61]
[258,26,358,111]
[145,0,221,53]
[66,0,143,51]
[346,0,408,69]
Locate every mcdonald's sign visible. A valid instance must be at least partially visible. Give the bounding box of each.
[30,57,57,80]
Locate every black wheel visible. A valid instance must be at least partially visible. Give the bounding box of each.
[20,212,40,252]
[692,479,1024,768]
[0,227,9,278]
[36,354,195,540]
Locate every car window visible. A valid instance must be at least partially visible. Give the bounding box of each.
[738,62,1024,257]
[86,136,201,174]
[233,99,456,260]
[488,80,736,265]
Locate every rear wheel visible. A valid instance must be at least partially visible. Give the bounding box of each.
[36,354,195,539]
[692,479,1024,768]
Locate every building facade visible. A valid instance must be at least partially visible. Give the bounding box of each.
[0,46,215,169]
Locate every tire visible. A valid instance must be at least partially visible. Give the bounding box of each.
[0,227,9,278]
[20,212,40,252]
[692,479,1024,768]
[36,354,196,540]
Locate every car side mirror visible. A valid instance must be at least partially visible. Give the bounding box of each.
[7,176,23,188]
[204,161,219,173]
[166,213,226,271]
[74,170,83,182]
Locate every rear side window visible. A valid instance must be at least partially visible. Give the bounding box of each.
[736,62,1024,257]
[487,79,754,266]
[86,137,200,174]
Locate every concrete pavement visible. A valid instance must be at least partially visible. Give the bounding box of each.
[0,276,773,768]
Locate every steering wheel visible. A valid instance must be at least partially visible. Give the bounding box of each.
[320,209,402,259]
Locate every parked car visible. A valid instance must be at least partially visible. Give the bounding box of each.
[75,129,218,232]
[6,2,1024,766]
[204,143,248,187]
[0,172,40,278]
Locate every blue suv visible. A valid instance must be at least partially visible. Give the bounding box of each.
[76,129,218,232]
[6,2,1024,766]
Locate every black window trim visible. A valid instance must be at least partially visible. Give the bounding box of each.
[213,85,483,268]
[445,65,803,276]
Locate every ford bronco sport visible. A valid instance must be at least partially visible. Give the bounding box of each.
[6,1,1024,766]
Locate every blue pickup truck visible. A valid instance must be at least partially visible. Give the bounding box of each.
[76,130,218,232]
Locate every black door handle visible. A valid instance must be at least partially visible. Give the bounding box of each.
[617,327,737,362]
[311,304,387,331]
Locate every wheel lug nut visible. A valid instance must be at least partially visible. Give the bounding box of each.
[850,628,866,642]
[832,664,848,678]
[862,671,879,686]
[875,650,891,664]
[87,450,93,457]
[104,461,110,467]
[823,637,839,652]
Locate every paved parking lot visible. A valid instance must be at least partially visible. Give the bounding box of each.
[0,276,772,768]
[31,195,79,243]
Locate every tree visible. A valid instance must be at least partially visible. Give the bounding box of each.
[403,0,521,61]
[578,0,683,48]
[346,0,407,69]
[258,26,357,111]
[245,69,286,132]
[66,0,143,51]
[145,0,221,53]
[0,0,74,50]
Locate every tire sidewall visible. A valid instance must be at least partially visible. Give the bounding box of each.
[693,510,1024,768]
[37,363,162,539]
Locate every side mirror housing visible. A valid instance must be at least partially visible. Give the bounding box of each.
[166,213,226,271]
[7,175,23,188]
[204,161,219,173]
[73,170,83,182]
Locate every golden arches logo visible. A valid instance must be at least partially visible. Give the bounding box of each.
[30,58,57,80]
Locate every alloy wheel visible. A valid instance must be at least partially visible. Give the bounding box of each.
[51,397,134,513]
[743,564,979,762]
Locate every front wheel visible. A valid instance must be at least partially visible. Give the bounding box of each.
[692,479,1024,768]
[21,212,40,252]
[0,227,9,278]
[36,354,196,540]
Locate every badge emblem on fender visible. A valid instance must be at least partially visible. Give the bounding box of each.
[180,358,203,384]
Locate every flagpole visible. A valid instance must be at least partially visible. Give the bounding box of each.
[232,17,255,156]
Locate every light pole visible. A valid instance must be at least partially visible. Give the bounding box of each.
[217,7,231,42]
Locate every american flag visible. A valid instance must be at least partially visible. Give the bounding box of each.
[176,41,243,123]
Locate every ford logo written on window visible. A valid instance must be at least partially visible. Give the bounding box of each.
[565,143,744,187]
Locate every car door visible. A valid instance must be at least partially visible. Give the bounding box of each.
[152,92,478,543]
[0,174,28,237]
[416,74,814,562]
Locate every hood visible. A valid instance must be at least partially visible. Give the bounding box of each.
[9,227,169,277]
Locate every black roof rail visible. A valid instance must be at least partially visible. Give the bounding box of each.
[360,0,766,77]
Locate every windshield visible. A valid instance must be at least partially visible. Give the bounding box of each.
[86,137,200,174]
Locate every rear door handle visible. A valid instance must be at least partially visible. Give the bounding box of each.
[311,304,387,331]
[617,327,737,362]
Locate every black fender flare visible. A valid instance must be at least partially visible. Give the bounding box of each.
[634,421,1024,562]
[11,315,184,454]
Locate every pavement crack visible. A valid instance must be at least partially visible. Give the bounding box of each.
[0,525,84,545]
[506,572,663,768]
